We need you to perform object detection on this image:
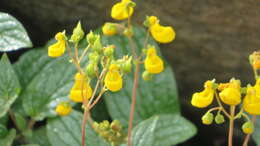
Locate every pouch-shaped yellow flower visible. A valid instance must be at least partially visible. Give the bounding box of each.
[191,81,214,108]
[111,0,134,20]
[69,73,92,102]
[55,102,72,116]
[219,87,241,105]
[150,23,175,43]
[48,32,66,57]
[144,47,164,74]
[243,82,260,115]
[104,64,123,92]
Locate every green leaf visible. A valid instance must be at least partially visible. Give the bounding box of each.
[0,124,8,138]
[0,12,32,51]
[14,112,27,131]
[132,114,197,146]
[47,111,109,146]
[101,27,180,127]
[26,126,51,146]
[253,117,260,145]
[20,144,40,146]
[0,129,16,146]
[14,48,78,120]
[0,54,21,118]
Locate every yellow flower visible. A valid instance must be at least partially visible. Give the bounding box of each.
[148,16,175,43]
[55,102,72,116]
[69,73,92,102]
[219,79,241,105]
[48,32,66,57]
[191,80,214,108]
[104,64,123,92]
[111,0,134,20]
[243,80,260,115]
[102,23,117,36]
[144,47,164,74]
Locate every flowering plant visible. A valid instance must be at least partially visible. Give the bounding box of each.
[0,1,196,146]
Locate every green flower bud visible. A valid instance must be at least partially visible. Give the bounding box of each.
[104,45,115,57]
[93,36,103,53]
[215,114,225,124]
[89,52,100,64]
[100,120,110,130]
[202,112,214,125]
[70,21,84,43]
[92,122,99,132]
[242,121,254,134]
[122,56,132,73]
[110,120,122,132]
[86,31,97,45]
[143,16,150,27]
[142,71,153,81]
[123,27,133,37]
[86,63,97,78]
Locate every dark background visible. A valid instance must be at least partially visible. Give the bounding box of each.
[1,0,260,145]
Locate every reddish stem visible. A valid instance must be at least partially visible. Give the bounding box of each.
[127,62,140,146]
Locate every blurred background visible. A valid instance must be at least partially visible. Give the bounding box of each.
[0,0,260,145]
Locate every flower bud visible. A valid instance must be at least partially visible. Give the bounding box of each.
[250,51,260,70]
[142,71,153,81]
[202,112,214,125]
[86,63,97,78]
[55,102,72,116]
[104,45,115,57]
[93,122,99,132]
[122,56,132,73]
[92,36,103,53]
[123,27,133,37]
[110,120,122,132]
[242,121,254,134]
[102,23,117,36]
[89,52,100,64]
[100,120,110,130]
[86,31,97,45]
[215,114,225,124]
[70,21,84,43]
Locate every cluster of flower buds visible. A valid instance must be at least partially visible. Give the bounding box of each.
[93,120,126,146]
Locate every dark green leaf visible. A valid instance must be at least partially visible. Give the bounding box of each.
[0,54,21,118]
[132,114,197,146]
[0,129,16,146]
[14,112,27,131]
[20,144,39,146]
[0,124,8,138]
[101,27,180,127]
[0,12,32,51]
[26,126,51,146]
[47,111,109,146]
[14,49,77,120]
[253,117,260,145]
